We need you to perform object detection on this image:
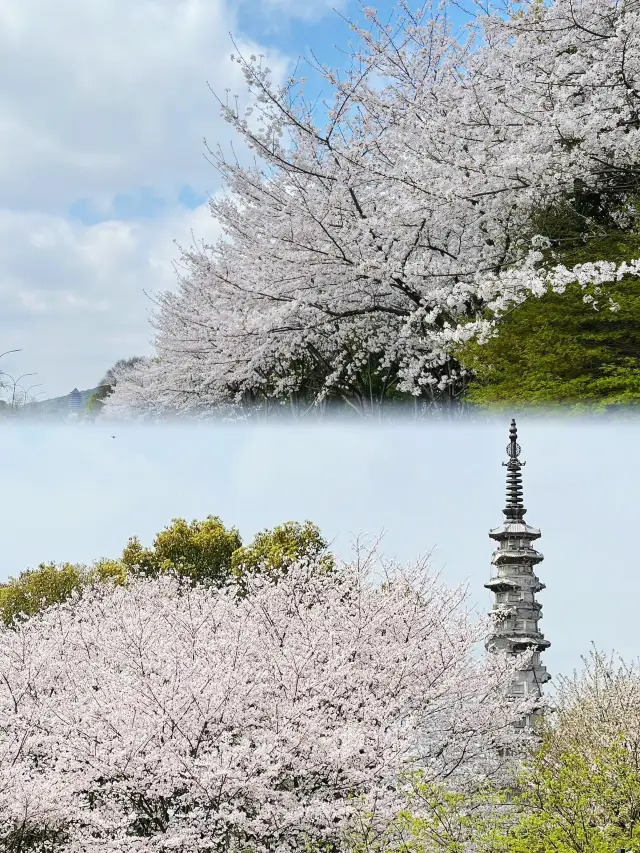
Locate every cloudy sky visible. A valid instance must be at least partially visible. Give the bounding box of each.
[2,415,637,683]
[1,0,407,399]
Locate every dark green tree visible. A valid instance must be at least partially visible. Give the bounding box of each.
[458,196,640,408]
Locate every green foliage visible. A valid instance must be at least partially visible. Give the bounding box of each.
[85,389,107,417]
[344,731,640,853]
[472,650,640,853]
[392,786,491,853]
[120,517,333,591]
[0,562,87,626]
[460,280,640,409]
[231,520,334,588]
[87,558,129,587]
[458,199,640,408]
[0,517,333,627]
[344,643,640,853]
[121,515,242,587]
[483,737,640,853]
[342,773,510,853]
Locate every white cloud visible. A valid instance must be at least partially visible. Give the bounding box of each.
[0,0,287,210]
[0,0,295,395]
[0,202,218,395]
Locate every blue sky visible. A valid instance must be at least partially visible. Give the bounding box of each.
[2,415,638,684]
[0,0,432,400]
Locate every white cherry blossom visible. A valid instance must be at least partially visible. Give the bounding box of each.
[104,0,640,417]
[0,551,531,852]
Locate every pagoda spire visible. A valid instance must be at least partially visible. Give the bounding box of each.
[504,419,525,520]
[485,420,550,727]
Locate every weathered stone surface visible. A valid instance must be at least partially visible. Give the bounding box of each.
[485,420,550,726]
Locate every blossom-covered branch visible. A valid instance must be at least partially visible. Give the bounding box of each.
[104,0,640,417]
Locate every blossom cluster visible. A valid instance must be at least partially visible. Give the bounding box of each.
[104,0,640,416]
[0,552,529,852]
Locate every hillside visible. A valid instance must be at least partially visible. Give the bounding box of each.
[34,387,100,415]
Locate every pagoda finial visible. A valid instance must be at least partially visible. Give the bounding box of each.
[503,419,526,520]
[507,419,519,459]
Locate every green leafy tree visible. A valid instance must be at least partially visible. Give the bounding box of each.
[477,649,640,853]
[459,198,640,408]
[342,773,511,853]
[483,739,640,853]
[87,557,129,587]
[231,520,334,589]
[121,515,242,587]
[344,649,640,853]
[85,391,105,418]
[0,562,87,626]
[0,518,333,627]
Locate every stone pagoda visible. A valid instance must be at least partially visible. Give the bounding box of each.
[485,420,550,726]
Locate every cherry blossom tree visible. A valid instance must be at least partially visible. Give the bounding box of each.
[0,548,531,853]
[104,0,640,419]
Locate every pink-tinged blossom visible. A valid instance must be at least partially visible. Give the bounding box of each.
[0,550,530,852]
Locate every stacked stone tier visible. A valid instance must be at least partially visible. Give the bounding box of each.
[485,575,545,593]
[488,520,541,541]
[492,547,544,565]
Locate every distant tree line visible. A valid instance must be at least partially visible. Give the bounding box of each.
[0,516,330,625]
